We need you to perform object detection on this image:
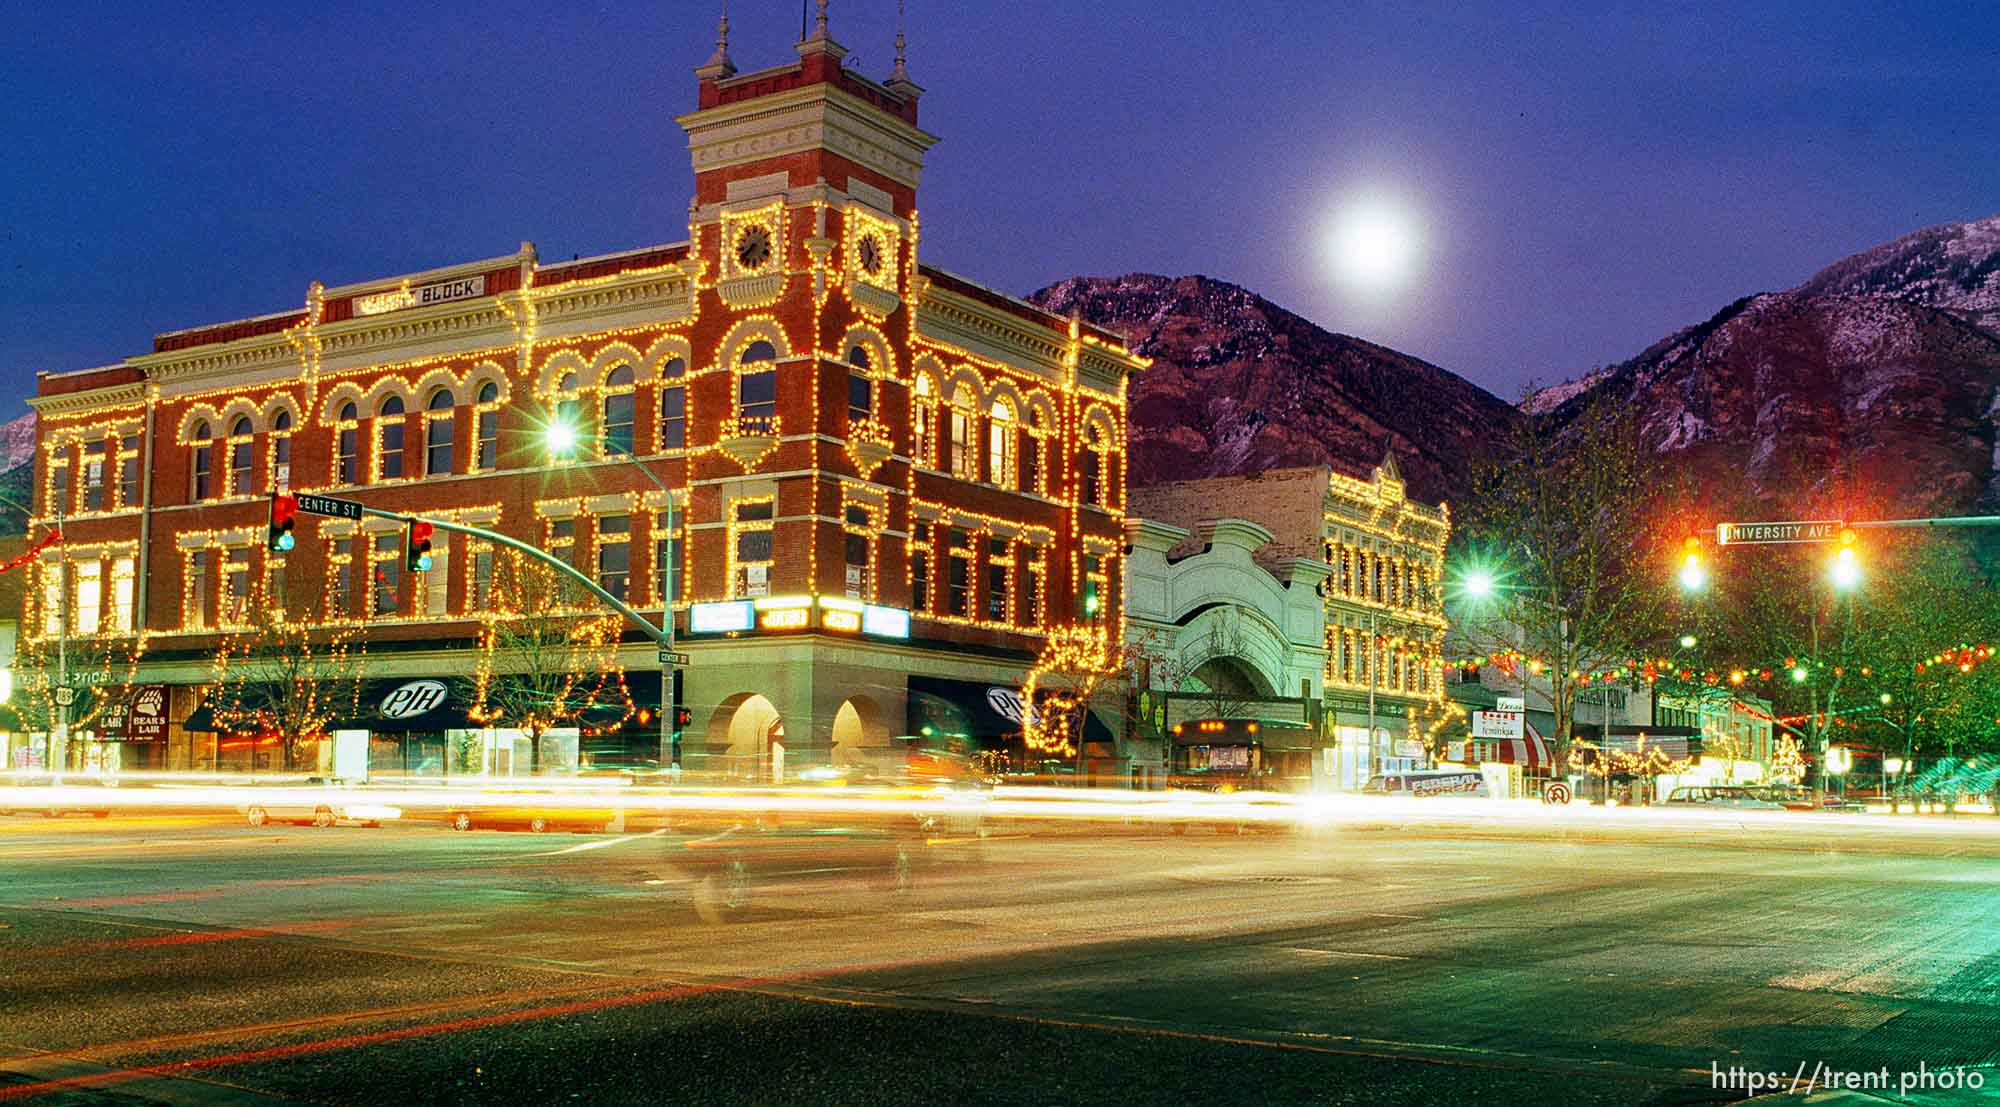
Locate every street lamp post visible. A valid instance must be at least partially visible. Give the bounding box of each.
[546,422,679,778]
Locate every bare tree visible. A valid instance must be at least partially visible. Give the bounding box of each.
[208,579,366,772]
[1022,623,1144,778]
[12,631,148,770]
[1457,391,1678,762]
[468,550,633,774]
[1178,608,1264,723]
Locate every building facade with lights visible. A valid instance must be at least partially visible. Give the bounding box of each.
[1128,460,1451,789]
[23,13,1144,777]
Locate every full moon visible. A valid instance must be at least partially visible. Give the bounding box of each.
[1326,199,1422,295]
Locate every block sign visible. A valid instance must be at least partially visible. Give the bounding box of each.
[1470,710,1524,740]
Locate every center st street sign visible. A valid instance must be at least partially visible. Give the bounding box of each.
[1715,519,1843,546]
[292,492,363,520]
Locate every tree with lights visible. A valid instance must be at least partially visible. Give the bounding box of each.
[1021,623,1142,779]
[469,549,633,775]
[1456,391,1678,762]
[207,579,366,773]
[11,629,148,771]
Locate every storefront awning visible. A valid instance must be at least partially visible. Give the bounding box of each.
[907,675,1116,749]
[1448,725,1553,770]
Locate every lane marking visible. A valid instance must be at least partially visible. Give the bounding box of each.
[1283,948,1413,960]
[533,829,666,856]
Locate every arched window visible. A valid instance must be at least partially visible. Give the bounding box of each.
[190,421,214,500]
[336,402,359,484]
[658,357,687,449]
[227,416,254,495]
[602,365,636,456]
[987,400,1015,487]
[425,389,455,477]
[376,395,405,480]
[737,342,777,432]
[947,384,977,480]
[847,345,873,425]
[474,382,499,470]
[911,375,936,466]
[271,409,293,491]
[554,371,581,429]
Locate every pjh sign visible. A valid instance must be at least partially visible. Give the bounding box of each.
[1716,519,1843,546]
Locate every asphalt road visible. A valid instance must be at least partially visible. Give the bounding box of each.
[2,807,1997,1106]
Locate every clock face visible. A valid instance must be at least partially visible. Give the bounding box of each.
[736,225,772,271]
[858,234,883,276]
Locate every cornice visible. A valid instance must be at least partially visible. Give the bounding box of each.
[916,286,1068,382]
[28,381,147,416]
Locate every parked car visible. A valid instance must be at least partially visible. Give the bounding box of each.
[1663,785,1784,810]
[241,778,400,827]
[0,775,114,818]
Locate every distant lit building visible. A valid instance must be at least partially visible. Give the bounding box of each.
[1129,457,1449,789]
[25,11,1144,777]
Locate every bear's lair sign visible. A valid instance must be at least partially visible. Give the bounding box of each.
[353,275,486,316]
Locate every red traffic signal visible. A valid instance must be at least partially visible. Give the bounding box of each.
[406,519,435,572]
[268,493,298,552]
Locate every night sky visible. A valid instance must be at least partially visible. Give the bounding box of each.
[3,1,1995,407]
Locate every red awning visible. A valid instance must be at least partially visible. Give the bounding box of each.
[1449,722,1552,770]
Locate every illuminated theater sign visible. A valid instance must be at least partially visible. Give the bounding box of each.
[688,598,910,640]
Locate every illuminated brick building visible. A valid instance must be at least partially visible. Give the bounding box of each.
[25,10,1144,776]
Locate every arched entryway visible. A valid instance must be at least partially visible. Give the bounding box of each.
[707,693,787,782]
[831,695,893,773]
[1187,655,1273,700]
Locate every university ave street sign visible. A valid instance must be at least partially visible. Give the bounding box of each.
[1715,519,1843,546]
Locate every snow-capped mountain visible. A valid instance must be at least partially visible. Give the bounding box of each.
[1793,214,2000,339]
[0,412,35,472]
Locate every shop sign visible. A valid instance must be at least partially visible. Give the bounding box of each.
[1395,738,1424,758]
[125,684,168,741]
[1471,710,1523,740]
[690,600,755,633]
[379,680,450,719]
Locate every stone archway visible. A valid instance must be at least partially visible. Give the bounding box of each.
[830,695,893,774]
[1187,655,1272,699]
[706,693,786,782]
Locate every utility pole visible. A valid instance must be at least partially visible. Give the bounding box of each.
[53,489,70,773]
[1365,606,1377,779]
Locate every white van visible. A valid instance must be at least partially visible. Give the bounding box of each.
[1362,770,1489,798]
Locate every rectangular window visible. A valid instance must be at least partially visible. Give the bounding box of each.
[379,419,404,480]
[1018,549,1044,627]
[848,373,872,424]
[224,552,250,624]
[738,370,776,433]
[229,436,253,496]
[947,528,971,616]
[119,435,141,509]
[338,426,358,485]
[597,514,630,602]
[373,533,401,616]
[733,499,774,597]
[986,539,1010,622]
[188,549,215,629]
[75,561,102,633]
[472,545,494,611]
[652,511,682,607]
[948,409,972,479]
[548,516,578,575]
[1079,450,1101,508]
[272,431,291,492]
[910,541,930,614]
[192,445,212,501]
[1018,431,1040,494]
[82,439,106,512]
[266,559,287,614]
[1078,553,1106,621]
[659,385,685,449]
[331,538,354,617]
[425,534,451,616]
[110,557,135,632]
[476,409,498,470]
[844,533,871,598]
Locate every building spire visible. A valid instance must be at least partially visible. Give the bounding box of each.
[889,0,909,83]
[808,0,829,42]
[697,1,736,80]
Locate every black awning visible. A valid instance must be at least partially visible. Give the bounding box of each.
[907,675,1115,747]
[182,703,261,734]
[327,678,480,734]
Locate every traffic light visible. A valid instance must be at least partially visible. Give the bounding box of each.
[1677,536,1706,592]
[267,493,297,552]
[1830,529,1861,591]
[406,519,434,572]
